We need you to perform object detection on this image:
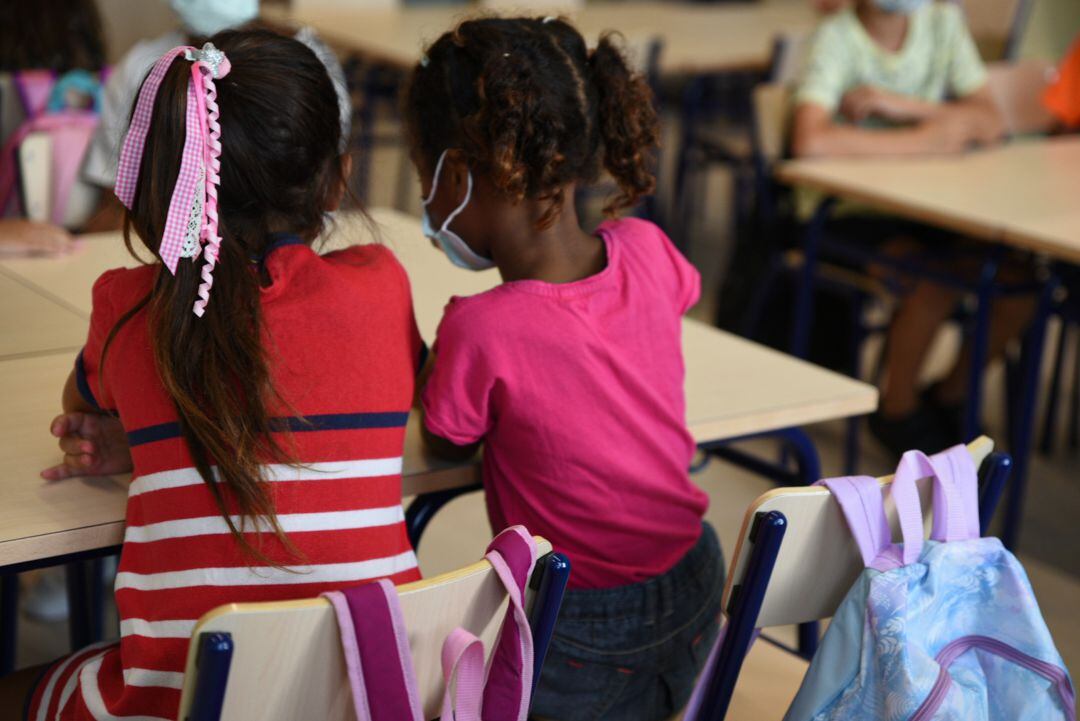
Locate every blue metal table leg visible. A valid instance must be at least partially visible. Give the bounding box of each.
[791,198,836,360]
[1,574,16,675]
[65,559,105,651]
[66,561,89,651]
[1038,314,1067,454]
[1001,276,1057,550]
[964,255,1000,442]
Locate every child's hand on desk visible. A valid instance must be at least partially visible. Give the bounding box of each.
[920,112,979,154]
[0,220,74,258]
[840,86,936,125]
[40,412,132,481]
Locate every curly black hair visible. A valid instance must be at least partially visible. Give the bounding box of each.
[403,16,659,228]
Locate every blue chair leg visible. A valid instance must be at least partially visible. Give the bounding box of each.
[528,552,571,698]
[700,511,787,721]
[1,574,16,675]
[1001,277,1057,550]
[978,452,1013,532]
[777,428,820,659]
[187,632,234,721]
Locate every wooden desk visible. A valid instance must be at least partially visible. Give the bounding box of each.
[776,136,1080,264]
[0,208,875,567]
[0,350,478,567]
[263,0,817,75]
[0,270,86,360]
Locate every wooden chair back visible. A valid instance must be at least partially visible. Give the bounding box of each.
[721,437,994,628]
[987,58,1058,136]
[176,538,554,720]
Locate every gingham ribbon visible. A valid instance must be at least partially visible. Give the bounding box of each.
[114,43,230,317]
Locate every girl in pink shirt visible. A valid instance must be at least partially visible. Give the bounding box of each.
[403,17,722,721]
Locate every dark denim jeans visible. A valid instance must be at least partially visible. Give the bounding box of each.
[532,523,725,721]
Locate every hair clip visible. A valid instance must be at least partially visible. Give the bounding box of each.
[542,15,556,23]
[420,53,430,68]
[184,42,229,79]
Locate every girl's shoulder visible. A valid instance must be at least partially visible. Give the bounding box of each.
[321,242,408,285]
[596,216,677,260]
[90,264,156,311]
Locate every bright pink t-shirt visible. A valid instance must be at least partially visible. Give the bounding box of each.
[422,218,709,589]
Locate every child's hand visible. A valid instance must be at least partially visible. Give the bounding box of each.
[840,87,935,125]
[0,220,74,258]
[40,412,133,481]
[920,113,975,154]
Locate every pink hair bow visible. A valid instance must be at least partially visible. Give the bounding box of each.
[115,43,231,317]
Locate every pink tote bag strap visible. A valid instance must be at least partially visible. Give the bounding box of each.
[323,579,423,721]
[13,70,56,119]
[480,526,539,721]
[440,628,486,721]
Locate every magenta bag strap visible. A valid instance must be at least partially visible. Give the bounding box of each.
[323,580,423,721]
[440,628,486,721]
[480,526,538,721]
[817,476,892,568]
[13,70,56,119]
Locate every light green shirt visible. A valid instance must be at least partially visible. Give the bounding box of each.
[795,3,989,116]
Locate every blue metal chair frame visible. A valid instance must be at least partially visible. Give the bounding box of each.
[694,450,1013,721]
[183,548,571,721]
[792,197,1056,550]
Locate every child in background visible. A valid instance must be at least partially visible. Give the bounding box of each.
[1044,33,1080,129]
[80,0,350,232]
[404,18,721,721]
[791,0,1035,455]
[0,0,103,253]
[1,30,422,720]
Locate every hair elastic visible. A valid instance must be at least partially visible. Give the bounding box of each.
[114,43,231,317]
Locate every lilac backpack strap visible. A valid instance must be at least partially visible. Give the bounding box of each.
[816,476,892,568]
[323,579,423,721]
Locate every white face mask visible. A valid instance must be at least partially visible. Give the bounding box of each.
[170,0,258,37]
[421,150,494,272]
[872,0,928,14]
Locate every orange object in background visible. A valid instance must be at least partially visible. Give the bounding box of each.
[1044,36,1080,128]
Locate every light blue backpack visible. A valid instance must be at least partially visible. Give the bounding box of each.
[784,445,1075,721]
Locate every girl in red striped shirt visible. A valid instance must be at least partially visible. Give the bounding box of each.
[2,30,423,720]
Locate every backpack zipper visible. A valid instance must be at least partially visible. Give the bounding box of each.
[909,634,1076,721]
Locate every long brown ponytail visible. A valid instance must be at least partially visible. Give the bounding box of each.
[106,30,345,565]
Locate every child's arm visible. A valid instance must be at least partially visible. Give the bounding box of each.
[40,369,132,480]
[792,86,1004,158]
[414,352,481,462]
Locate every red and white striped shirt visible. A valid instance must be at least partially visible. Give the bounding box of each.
[29,238,424,720]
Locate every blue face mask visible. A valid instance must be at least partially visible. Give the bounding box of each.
[421,150,495,272]
[170,0,258,38]
[872,0,928,14]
